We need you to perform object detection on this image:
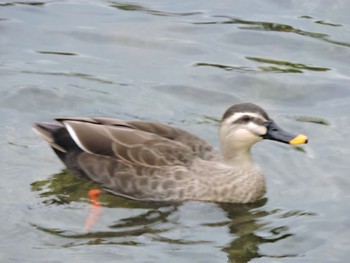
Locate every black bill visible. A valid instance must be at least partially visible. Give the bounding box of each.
[262,120,308,145]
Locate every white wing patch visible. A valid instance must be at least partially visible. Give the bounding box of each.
[64,121,94,153]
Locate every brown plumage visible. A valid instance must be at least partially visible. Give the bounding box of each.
[33,103,307,203]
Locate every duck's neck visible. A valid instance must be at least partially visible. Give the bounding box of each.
[221,143,255,167]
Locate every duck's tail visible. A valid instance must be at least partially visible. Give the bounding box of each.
[33,122,89,179]
[33,122,67,152]
[34,121,84,159]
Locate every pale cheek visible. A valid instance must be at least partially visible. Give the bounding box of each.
[247,123,267,136]
[234,129,259,143]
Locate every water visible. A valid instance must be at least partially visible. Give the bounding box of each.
[1,1,350,262]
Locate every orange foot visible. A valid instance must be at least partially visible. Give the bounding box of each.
[83,189,102,231]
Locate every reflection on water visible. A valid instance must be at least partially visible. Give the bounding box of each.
[31,170,315,262]
[0,2,46,6]
[22,70,116,85]
[299,16,342,27]
[36,51,78,56]
[290,115,330,126]
[110,2,202,17]
[193,16,350,48]
[246,57,330,73]
[195,56,330,73]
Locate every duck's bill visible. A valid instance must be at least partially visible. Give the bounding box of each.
[263,120,308,145]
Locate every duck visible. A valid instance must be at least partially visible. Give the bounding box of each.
[33,103,307,203]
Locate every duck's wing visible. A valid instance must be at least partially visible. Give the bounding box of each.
[58,119,197,167]
[55,117,218,161]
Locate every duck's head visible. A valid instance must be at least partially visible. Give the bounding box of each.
[220,103,308,164]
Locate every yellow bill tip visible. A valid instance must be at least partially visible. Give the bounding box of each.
[289,134,308,145]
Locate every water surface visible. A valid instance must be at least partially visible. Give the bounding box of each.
[1,1,350,262]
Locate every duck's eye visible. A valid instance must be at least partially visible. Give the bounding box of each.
[241,116,252,123]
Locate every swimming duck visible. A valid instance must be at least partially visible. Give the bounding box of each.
[33,103,307,203]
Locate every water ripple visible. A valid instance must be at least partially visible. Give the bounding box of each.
[195,57,330,74]
[193,16,350,48]
[109,1,203,17]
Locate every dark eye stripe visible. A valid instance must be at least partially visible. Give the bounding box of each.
[232,116,266,126]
